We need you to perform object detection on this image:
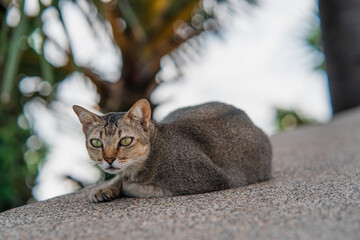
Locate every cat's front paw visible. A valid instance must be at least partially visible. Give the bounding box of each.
[89,187,120,203]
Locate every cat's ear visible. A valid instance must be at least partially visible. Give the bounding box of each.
[124,99,151,129]
[73,105,101,133]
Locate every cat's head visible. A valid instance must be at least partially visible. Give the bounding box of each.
[73,99,152,175]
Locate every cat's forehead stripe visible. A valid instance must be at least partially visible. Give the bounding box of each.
[105,125,116,136]
[103,112,125,125]
[107,115,119,126]
[102,112,125,136]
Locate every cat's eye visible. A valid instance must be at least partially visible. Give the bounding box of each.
[90,139,103,148]
[119,137,133,147]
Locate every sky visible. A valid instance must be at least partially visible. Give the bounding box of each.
[24,0,332,200]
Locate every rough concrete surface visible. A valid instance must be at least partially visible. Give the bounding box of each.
[1,108,359,240]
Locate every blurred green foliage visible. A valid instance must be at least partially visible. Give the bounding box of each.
[0,105,30,211]
[305,9,325,71]
[274,108,316,132]
[0,102,46,211]
[0,0,55,212]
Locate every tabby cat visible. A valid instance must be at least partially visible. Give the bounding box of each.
[73,99,272,202]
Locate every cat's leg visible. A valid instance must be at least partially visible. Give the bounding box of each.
[122,182,172,198]
[89,174,122,203]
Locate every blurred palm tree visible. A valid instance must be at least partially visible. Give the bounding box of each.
[0,0,254,211]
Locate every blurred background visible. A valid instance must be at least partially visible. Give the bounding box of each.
[1,0,359,212]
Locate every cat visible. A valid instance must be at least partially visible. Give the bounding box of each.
[73,99,272,203]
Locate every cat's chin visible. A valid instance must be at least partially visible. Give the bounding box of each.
[103,167,122,174]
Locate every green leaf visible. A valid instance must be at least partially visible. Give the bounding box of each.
[1,2,28,104]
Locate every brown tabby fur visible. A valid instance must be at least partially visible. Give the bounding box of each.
[73,99,272,203]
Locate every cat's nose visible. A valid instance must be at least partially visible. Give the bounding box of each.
[104,157,116,165]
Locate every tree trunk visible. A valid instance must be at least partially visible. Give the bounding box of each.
[319,0,360,114]
[87,50,159,113]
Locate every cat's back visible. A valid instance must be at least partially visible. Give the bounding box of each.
[161,102,248,123]
[161,102,257,134]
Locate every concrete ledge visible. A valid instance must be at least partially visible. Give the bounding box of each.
[1,108,360,240]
